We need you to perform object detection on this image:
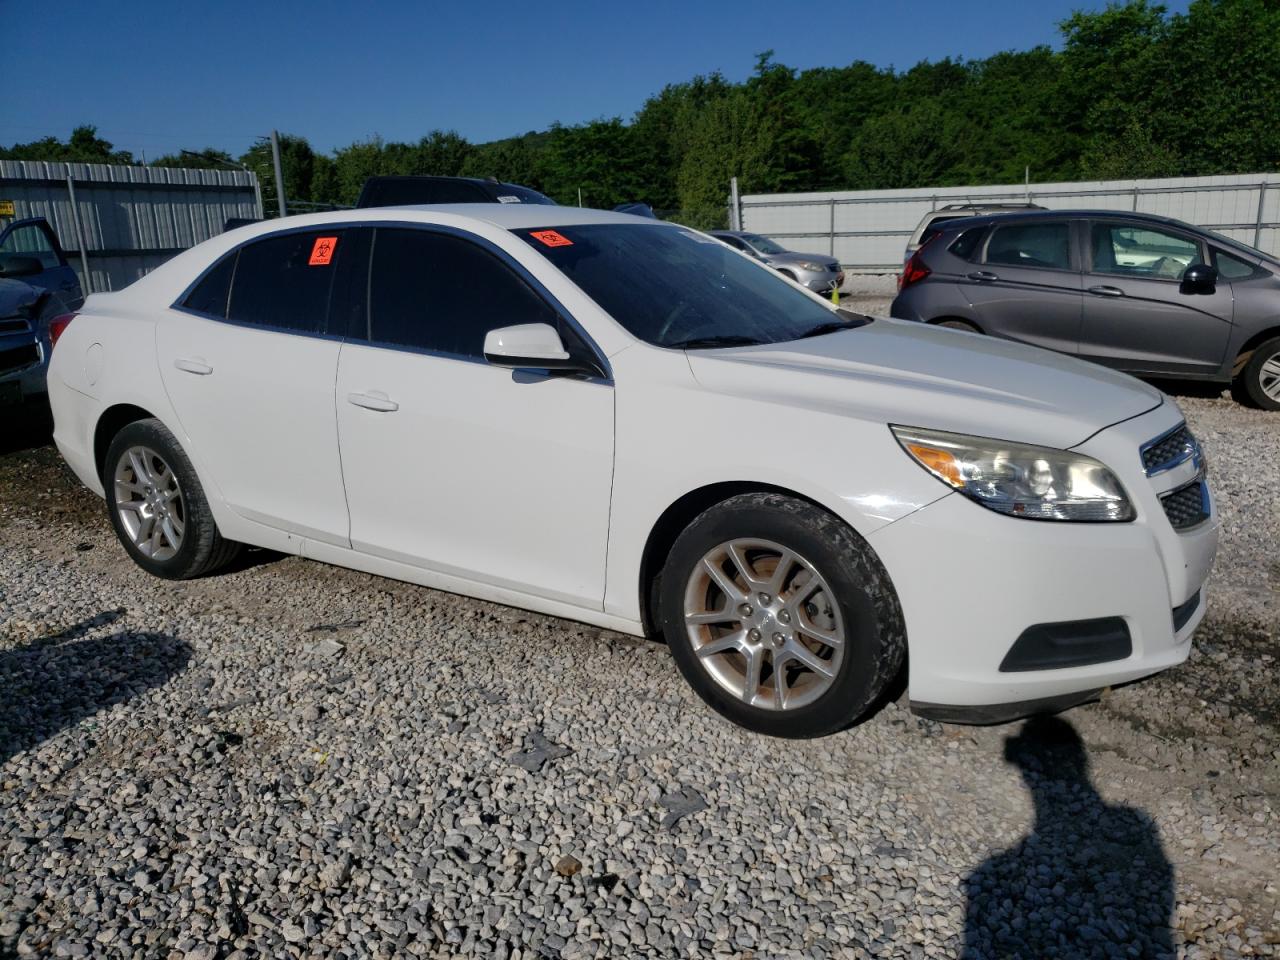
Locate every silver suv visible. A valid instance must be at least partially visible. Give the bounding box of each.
[904,202,1045,263]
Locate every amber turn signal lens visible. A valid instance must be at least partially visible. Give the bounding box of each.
[905,443,964,488]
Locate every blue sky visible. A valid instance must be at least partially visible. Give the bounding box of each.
[6,0,1190,160]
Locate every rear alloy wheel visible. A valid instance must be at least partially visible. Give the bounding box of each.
[1233,336,1280,411]
[660,493,905,738]
[104,418,241,579]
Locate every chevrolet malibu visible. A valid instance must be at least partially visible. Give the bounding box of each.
[46,206,1218,738]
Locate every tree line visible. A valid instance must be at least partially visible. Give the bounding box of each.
[4,0,1276,229]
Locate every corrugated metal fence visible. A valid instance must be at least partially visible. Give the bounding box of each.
[0,160,262,293]
[737,173,1280,273]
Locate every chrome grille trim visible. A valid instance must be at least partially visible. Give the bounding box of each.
[1140,423,1200,477]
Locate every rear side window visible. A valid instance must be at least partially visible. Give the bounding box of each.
[948,227,985,261]
[368,228,558,358]
[182,252,236,317]
[986,222,1071,270]
[918,215,965,247]
[1213,248,1258,280]
[227,230,343,333]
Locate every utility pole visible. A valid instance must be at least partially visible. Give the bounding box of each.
[577,187,583,207]
[270,130,287,218]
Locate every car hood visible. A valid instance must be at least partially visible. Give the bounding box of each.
[686,318,1164,450]
[0,277,40,319]
[766,251,839,268]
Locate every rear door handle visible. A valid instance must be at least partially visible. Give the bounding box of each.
[967,271,999,282]
[347,390,399,413]
[1088,285,1125,298]
[173,357,213,375]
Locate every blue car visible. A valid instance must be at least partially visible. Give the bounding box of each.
[0,217,84,407]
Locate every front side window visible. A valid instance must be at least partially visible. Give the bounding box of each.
[1090,222,1203,280]
[985,222,1072,270]
[226,230,343,333]
[0,224,60,269]
[368,228,558,358]
[516,223,857,349]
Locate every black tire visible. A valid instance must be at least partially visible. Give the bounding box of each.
[1231,337,1280,410]
[103,418,241,579]
[936,319,980,333]
[659,493,906,738]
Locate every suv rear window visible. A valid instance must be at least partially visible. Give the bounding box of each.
[918,215,966,246]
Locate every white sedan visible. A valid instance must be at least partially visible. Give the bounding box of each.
[46,205,1218,737]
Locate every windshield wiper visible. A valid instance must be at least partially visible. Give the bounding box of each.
[666,335,764,350]
[795,311,873,340]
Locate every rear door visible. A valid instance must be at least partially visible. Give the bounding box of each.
[0,219,82,308]
[958,219,1083,355]
[1079,220,1232,375]
[156,227,354,544]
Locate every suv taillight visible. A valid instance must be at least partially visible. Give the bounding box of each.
[49,313,76,349]
[898,251,931,291]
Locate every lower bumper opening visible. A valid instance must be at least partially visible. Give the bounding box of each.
[998,617,1132,673]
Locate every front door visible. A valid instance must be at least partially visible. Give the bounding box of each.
[0,218,83,308]
[335,226,614,609]
[958,219,1083,355]
[156,227,352,544]
[1078,220,1232,376]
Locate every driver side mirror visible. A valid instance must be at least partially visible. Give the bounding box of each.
[483,323,585,373]
[1181,263,1217,295]
[0,255,44,278]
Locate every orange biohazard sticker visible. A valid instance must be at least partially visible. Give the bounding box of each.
[309,236,338,265]
[530,230,573,248]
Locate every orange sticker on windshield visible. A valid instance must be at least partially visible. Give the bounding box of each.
[530,230,573,247]
[309,236,338,265]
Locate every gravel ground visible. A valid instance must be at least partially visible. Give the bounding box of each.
[1,388,1277,960]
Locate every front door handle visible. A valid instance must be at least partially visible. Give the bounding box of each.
[967,271,999,282]
[1088,285,1125,298]
[173,357,213,375]
[347,390,399,413]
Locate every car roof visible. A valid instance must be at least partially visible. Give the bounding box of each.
[934,208,1198,232]
[227,204,654,236]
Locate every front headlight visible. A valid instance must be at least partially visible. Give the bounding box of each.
[891,425,1135,522]
[796,261,826,272]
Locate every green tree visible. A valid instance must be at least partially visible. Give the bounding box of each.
[0,125,134,164]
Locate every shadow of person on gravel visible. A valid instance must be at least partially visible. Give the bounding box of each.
[961,715,1174,960]
[0,611,191,765]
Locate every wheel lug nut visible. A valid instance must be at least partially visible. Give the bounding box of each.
[748,628,762,642]
[778,610,791,624]
[772,632,785,647]
[758,593,771,605]
[738,604,753,617]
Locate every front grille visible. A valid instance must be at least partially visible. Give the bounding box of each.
[0,319,32,335]
[1161,478,1209,530]
[1141,424,1197,475]
[0,343,40,376]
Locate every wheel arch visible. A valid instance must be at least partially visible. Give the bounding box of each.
[1231,324,1280,377]
[929,316,984,333]
[637,481,854,639]
[94,403,159,481]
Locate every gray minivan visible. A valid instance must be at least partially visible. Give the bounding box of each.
[890,210,1280,409]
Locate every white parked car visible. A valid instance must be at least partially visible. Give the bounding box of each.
[47,206,1218,738]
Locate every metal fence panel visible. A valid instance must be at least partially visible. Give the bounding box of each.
[739,173,1280,272]
[0,160,262,292]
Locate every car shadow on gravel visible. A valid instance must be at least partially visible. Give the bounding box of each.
[962,716,1175,960]
[0,612,192,765]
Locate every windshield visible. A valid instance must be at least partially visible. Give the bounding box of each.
[497,184,557,205]
[742,233,787,255]
[516,224,865,349]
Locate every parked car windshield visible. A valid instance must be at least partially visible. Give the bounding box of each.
[742,233,787,255]
[516,224,864,349]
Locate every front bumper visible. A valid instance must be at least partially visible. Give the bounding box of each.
[790,266,844,293]
[869,402,1218,722]
[0,334,48,405]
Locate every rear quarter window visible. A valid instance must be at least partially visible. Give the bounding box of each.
[182,251,236,317]
[948,227,985,261]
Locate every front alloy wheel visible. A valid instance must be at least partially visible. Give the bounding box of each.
[684,538,845,711]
